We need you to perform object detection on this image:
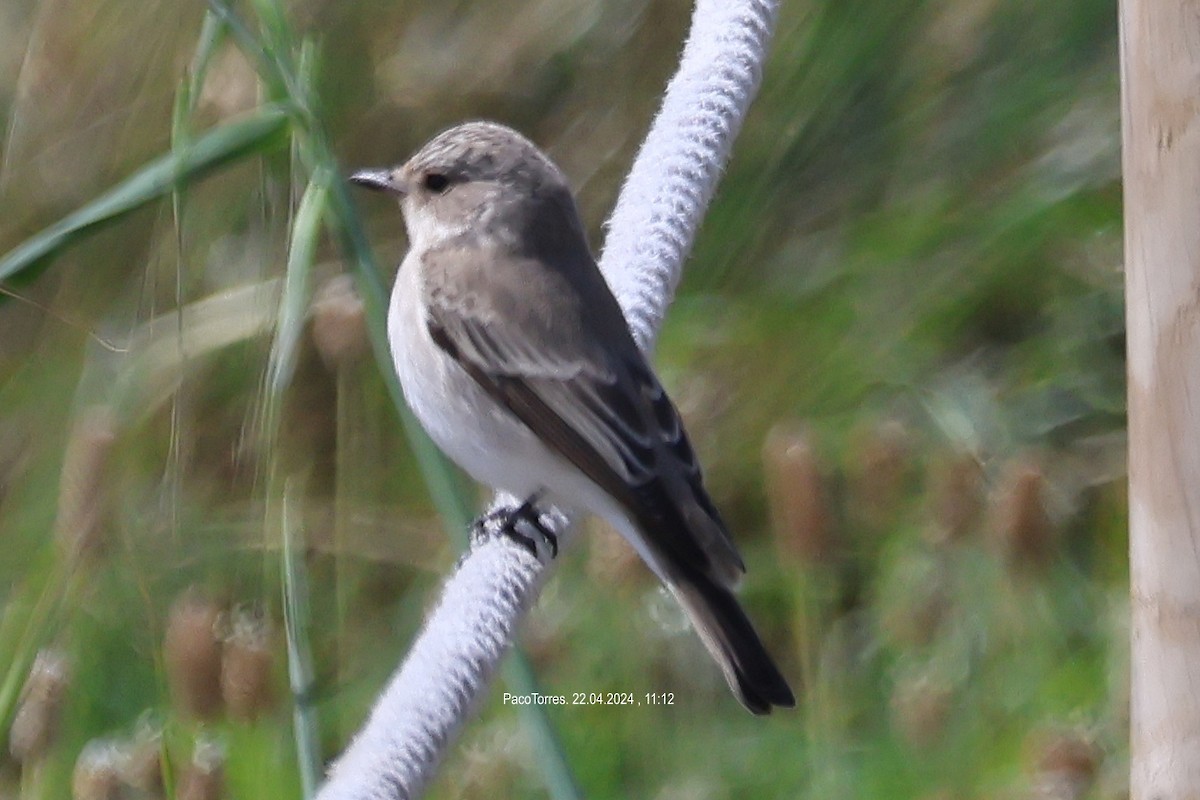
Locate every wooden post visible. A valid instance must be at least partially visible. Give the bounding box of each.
[1121,1,1200,795]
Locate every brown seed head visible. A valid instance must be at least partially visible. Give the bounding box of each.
[926,450,984,543]
[164,589,225,721]
[72,740,125,800]
[848,418,913,525]
[1024,728,1100,799]
[9,649,70,764]
[989,456,1056,569]
[177,739,225,800]
[119,724,164,795]
[762,423,835,565]
[221,607,276,722]
[311,274,369,370]
[55,406,117,561]
[198,45,259,120]
[890,672,954,748]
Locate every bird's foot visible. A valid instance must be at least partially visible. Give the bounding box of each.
[470,495,558,559]
[508,497,559,558]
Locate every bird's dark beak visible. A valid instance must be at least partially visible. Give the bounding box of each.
[349,168,407,195]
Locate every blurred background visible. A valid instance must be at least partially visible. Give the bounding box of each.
[0,0,1126,798]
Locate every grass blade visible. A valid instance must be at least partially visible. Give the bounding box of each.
[267,174,328,399]
[281,475,321,800]
[186,9,231,102]
[0,105,290,285]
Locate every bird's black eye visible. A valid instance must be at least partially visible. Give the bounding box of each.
[423,173,450,193]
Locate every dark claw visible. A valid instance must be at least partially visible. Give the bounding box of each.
[512,500,558,558]
[502,524,542,558]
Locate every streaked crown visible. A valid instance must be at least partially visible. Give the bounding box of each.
[405,121,567,191]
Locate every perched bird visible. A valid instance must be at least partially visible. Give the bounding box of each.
[351,121,794,714]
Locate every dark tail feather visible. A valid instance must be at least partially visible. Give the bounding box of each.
[670,574,795,715]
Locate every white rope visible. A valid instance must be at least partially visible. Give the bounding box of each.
[600,0,778,350]
[317,1,780,797]
[316,516,548,800]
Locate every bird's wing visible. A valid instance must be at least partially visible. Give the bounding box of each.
[420,245,744,584]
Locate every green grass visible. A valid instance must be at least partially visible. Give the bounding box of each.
[0,0,1124,798]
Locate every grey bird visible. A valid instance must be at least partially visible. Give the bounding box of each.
[351,121,794,714]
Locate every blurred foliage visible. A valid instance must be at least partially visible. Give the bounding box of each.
[0,0,1125,798]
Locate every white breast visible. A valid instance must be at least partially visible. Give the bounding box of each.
[388,252,549,500]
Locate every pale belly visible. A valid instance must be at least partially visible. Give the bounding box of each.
[388,255,557,500]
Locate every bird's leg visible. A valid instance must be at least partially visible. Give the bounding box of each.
[507,495,558,559]
[468,493,558,559]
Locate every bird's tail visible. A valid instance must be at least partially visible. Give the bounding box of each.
[668,573,795,715]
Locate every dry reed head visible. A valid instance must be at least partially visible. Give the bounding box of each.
[926,450,984,543]
[989,456,1056,569]
[177,739,225,800]
[55,406,117,561]
[311,274,369,370]
[164,589,225,721]
[889,671,953,748]
[119,724,164,796]
[198,44,259,120]
[847,418,913,526]
[1024,728,1100,800]
[72,740,125,800]
[762,422,835,565]
[9,649,70,764]
[221,606,276,722]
